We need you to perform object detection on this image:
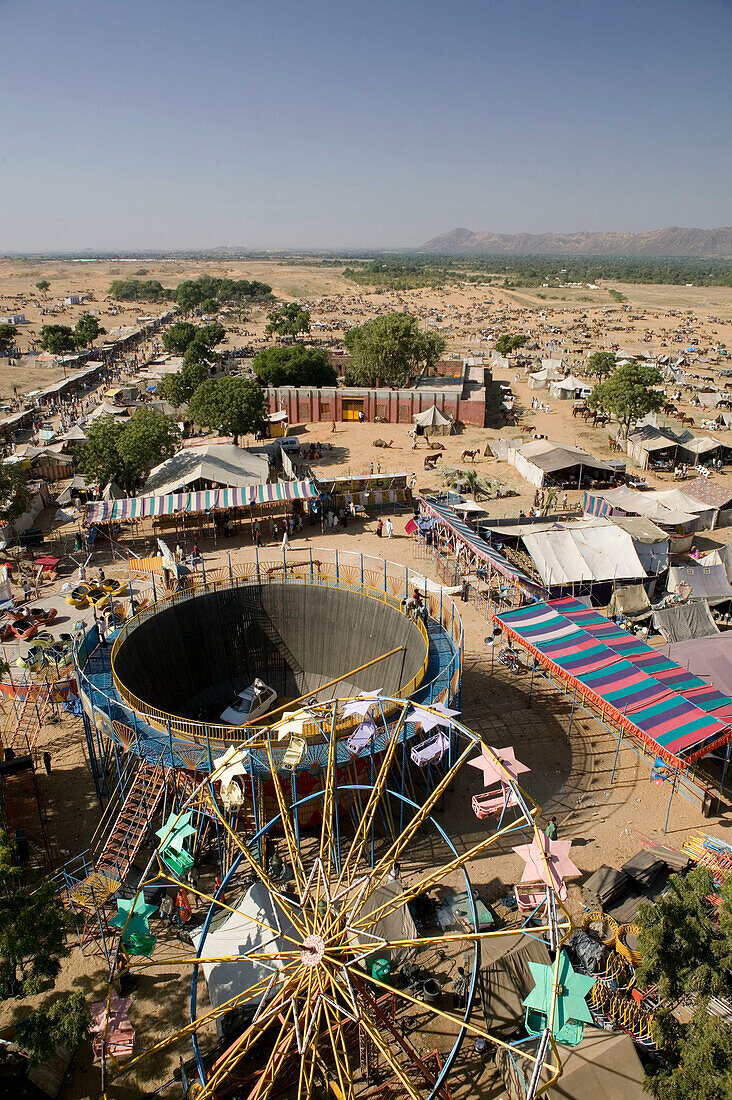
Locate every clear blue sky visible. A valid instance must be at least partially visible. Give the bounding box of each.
[2,0,730,251]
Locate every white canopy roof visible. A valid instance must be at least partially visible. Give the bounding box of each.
[144,443,270,495]
[513,439,611,474]
[523,523,645,585]
[549,374,588,391]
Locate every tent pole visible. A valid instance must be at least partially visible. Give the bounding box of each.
[610,731,622,784]
[664,770,678,834]
[721,740,731,799]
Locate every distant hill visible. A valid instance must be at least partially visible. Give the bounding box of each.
[417,226,732,258]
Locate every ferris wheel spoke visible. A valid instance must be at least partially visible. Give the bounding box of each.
[350,999,424,1100]
[319,985,355,1100]
[210,799,311,939]
[348,813,538,932]
[110,961,300,1078]
[298,995,325,1100]
[359,738,478,903]
[151,864,305,950]
[315,705,341,915]
[264,733,307,894]
[335,701,411,893]
[201,998,296,1100]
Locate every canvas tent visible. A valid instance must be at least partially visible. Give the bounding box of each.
[496,1030,646,1100]
[528,364,563,390]
[522,522,646,588]
[626,425,685,470]
[607,584,652,621]
[584,487,698,531]
[652,601,720,643]
[479,932,551,1038]
[508,440,613,489]
[668,564,732,604]
[665,633,732,698]
[548,375,591,400]
[144,443,270,495]
[609,516,669,575]
[702,544,732,583]
[653,487,718,530]
[412,405,452,435]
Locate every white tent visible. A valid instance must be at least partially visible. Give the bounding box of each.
[668,563,732,603]
[508,439,612,488]
[412,405,453,435]
[528,365,563,390]
[144,443,270,495]
[548,375,591,400]
[522,523,646,586]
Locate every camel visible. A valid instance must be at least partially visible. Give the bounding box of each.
[373,439,393,448]
[460,449,479,462]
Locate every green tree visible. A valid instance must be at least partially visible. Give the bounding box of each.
[108,279,170,302]
[344,313,446,387]
[16,992,91,1066]
[38,325,78,355]
[116,408,181,489]
[188,377,266,444]
[156,359,209,408]
[77,415,127,489]
[645,1006,732,1100]
[494,333,528,356]
[253,346,337,388]
[636,867,726,1001]
[0,324,18,356]
[35,280,50,294]
[0,880,71,997]
[74,313,106,348]
[585,350,616,381]
[266,303,311,339]
[0,462,32,523]
[588,361,664,436]
[162,322,198,355]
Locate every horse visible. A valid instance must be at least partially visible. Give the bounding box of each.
[678,415,694,428]
[460,449,479,462]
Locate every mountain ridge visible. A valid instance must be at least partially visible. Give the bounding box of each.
[417,226,732,258]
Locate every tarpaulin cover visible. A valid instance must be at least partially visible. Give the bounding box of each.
[87,480,318,523]
[668,564,732,602]
[653,601,720,644]
[522,525,645,585]
[419,497,542,594]
[495,597,730,761]
[665,634,732,699]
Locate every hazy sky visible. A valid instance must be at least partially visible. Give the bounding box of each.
[2,0,730,251]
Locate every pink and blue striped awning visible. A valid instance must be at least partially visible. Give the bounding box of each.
[496,598,731,763]
[87,480,318,523]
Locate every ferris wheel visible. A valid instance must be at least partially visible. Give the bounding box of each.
[100,697,573,1100]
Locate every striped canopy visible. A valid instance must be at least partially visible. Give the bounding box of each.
[496,597,731,762]
[419,496,542,594]
[87,480,318,524]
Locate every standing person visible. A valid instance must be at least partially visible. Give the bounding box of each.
[386,518,393,539]
[175,887,192,927]
[42,751,51,775]
[282,526,289,551]
[545,817,558,841]
[376,518,383,538]
[253,523,261,547]
[331,420,336,434]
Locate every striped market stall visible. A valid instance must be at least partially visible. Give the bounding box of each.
[494,596,732,814]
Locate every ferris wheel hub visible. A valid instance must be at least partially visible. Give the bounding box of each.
[300,933,326,967]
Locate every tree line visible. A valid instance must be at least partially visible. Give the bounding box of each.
[107,275,273,307]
